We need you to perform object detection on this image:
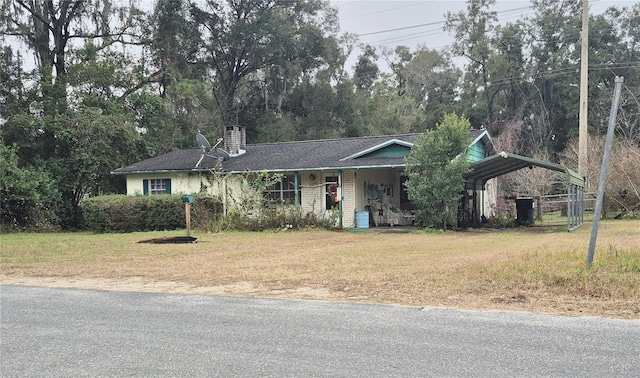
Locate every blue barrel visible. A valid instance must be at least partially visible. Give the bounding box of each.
[356,211,369,229]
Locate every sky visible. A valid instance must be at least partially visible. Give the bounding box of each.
[7,0,636,73]
[330,0,637,71]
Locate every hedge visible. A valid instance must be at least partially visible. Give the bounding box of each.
[81,195,222,233]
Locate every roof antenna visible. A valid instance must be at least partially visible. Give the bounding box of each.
[195,132,230,168]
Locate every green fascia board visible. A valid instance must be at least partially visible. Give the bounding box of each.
[359,144,412,158]
[340,139,414,160]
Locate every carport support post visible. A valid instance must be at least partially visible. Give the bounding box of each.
[567,185,572,231]
[580,186,585,225]
[588,76,623,268]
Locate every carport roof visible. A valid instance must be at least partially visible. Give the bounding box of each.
[465,151,585,190]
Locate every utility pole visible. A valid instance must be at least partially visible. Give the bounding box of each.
[578,0,589,176]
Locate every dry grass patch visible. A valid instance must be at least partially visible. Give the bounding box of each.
[1,220,639,318]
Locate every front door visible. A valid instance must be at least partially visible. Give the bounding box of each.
[325,176,339,210]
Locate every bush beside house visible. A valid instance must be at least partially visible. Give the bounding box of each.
[81,195,222,233]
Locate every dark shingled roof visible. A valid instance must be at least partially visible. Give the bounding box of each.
[111,134,424,175]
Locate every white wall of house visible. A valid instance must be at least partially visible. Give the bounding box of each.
[124,173,212,196]
[299,172,325,216]
[298,171,347,226]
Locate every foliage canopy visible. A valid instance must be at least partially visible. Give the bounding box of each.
[1,0,638,229]
[405,114,472,229]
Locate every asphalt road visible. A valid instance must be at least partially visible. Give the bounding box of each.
[1,285,638,377]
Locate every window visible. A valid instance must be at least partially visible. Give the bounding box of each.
[264,176,299,204]
[150,179,166,195]
[143,179,171,195]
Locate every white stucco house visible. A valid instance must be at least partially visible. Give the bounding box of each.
[111,126,501,228]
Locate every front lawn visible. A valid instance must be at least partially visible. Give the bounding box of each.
[1,220,638,318]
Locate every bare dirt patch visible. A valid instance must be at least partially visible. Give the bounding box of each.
[0,275,335,300]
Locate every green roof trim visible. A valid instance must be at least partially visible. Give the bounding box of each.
[339,139,414,161]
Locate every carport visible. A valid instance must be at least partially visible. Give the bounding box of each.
[464,151,586,231]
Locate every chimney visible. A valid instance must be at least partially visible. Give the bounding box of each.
[224,125,246,157]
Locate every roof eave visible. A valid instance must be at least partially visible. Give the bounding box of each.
[110,168,214,176]
[223,163,407,174]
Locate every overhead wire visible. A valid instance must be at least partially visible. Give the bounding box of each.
[349,0,635,49]
[484,62,640,88]
[353,6,534,38]
[341,1,639,81]
[353,6,537,51]
[340,1,440,21]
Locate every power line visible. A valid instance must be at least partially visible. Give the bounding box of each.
[357,20,447,37]
[341,1,440,21]
[354,6,534,37]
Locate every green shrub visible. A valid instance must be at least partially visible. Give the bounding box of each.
[484,214,517,229]
[81,195,222,233]
[82,195,338,233]
[204,204,339,233]
[1,143,61,231]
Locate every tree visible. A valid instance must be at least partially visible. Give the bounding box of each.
[190,0,337,135]
[562,134,640,217]
[0,141,60,229]
[405,113,471,229]
[147,0,201,97]
[285,78,360,140]
[386,46,461,129]
[1,0,145,118]
[353,44,379,93]
[444,0,497,129]
[584,5,640,145]
[362,81,425,135]
[520,0,582,156]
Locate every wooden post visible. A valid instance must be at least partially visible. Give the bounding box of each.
[185,202,191,236]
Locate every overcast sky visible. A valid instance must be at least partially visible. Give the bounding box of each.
[8,1,636,73]
[331,0,637,71]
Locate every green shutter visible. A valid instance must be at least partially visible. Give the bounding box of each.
[164,179,171,194]
[143,179,149,195]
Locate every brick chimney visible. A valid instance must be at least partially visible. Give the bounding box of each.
[224,125,246,157]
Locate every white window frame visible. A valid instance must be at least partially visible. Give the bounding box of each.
[264,176,298,204]
[150,179,167,195]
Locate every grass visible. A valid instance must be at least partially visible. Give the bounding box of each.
[1,220,639,319]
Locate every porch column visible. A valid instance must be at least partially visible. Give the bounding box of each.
[463,189,469,227]
[338,170,343,229]
[294,171,300,209]
[472,189,479,225]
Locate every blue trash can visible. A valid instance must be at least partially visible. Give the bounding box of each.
[356,211,369,229]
